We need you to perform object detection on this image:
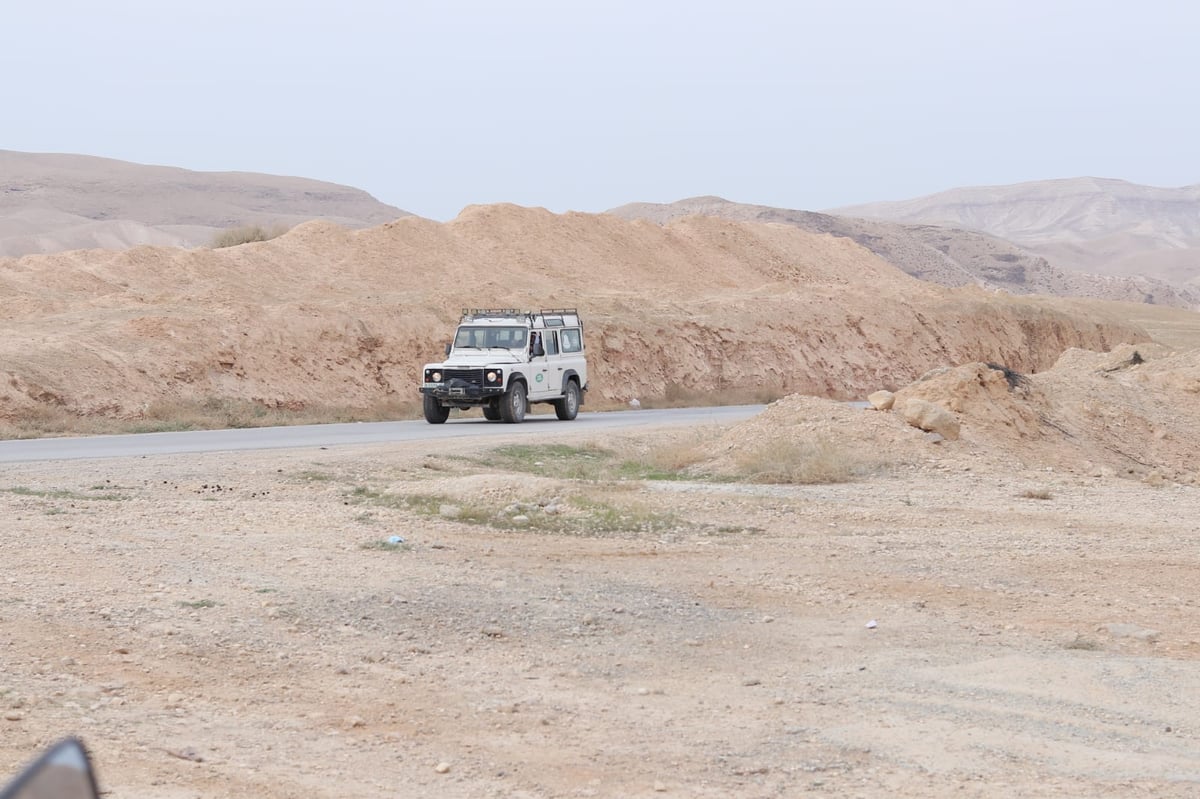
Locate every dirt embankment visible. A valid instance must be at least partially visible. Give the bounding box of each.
[1,207,1149,422]
[703,341,1200,487]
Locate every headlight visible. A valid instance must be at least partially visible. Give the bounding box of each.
[425,369,443,382]
[485,370,500,385]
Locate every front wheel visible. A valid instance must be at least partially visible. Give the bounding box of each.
[423,394,449,424]
[498,381,527,423]
[554,380,580,421]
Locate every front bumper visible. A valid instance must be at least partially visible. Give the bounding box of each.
[420,366,506,404]
[420,384,505,404]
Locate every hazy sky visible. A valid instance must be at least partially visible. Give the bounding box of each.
[4,0,1196,220]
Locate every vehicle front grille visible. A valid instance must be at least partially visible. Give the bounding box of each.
[443,368,484,387]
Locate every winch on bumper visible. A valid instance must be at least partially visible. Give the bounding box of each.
[420,367,505,404]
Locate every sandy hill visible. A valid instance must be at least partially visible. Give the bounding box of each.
[831,178,1200,288]
[0,204,1162,428]
[609,196,1199,309]
[0,150,409,257]
[707,342,1200,485]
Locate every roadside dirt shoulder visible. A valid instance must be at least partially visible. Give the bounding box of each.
[2,427,1198,798]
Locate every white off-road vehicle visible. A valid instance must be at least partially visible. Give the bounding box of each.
[419,308,588,424]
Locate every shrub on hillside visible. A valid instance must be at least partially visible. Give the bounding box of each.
[210,224,289,249]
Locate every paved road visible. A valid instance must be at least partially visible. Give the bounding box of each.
[0,406,766,464]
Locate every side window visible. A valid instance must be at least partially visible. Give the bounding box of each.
[561,328,582,353]
[544,331,558,355]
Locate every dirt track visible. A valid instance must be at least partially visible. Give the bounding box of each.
[3,421,1199,798]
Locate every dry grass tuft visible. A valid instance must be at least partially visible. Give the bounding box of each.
[210,224,290,249]
[0,397,422,440]
[734,436,865,484]
[611,429,716,474]
[636,383,786,410]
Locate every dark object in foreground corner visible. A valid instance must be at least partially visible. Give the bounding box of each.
[0,738,100,799]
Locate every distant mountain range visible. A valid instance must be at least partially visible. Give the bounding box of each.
[0,150,408,256]
[3,150,1196,309]
[609,194,1199,309]
[831,177,1200,289]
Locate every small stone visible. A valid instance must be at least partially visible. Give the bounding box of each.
[435,762,451,774]
[511,515,530,526]
[345,715,366,728]
[165,747,204,763]
[742,678,761,687]
[482,626,504,638]
[867,390,895,411]
[653,781,668,792]
[4,711,24,722]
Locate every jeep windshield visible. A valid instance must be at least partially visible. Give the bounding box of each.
[454,326,528,350]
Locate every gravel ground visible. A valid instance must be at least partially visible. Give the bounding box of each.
[2,429,1199,798]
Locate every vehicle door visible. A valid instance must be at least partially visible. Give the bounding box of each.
[558,327,586,388]
[527,329,556,400]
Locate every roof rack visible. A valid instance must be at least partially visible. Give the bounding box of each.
[461,308,527,319]
[459,308,583,327]
[531,308,581,327]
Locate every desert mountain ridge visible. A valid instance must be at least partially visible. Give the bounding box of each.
[4,148,1197,308]
[609,195,1200,309]
[0,149,409,257]
[830,177,1200,287]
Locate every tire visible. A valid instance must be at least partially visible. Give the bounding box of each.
[482,404,501,421]
[498,381,527,423]
[554,380,580,421]
[423,394,449,424]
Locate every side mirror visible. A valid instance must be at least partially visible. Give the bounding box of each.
[444,342,451,356]
[0,737,100,799]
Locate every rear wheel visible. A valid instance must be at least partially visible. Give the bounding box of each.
[499,381,527,423]
[423,394,449,424]
[554,380,580,421]
[482,404,501,421]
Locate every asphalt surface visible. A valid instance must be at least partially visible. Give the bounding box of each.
[0,406,766,463]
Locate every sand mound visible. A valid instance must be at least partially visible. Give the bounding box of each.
[718,343,1200,483]
[0,205,1152,424]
